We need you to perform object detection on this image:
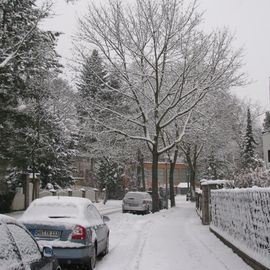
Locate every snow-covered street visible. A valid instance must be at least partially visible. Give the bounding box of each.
[6,196,253,270]
[96,196,252,270]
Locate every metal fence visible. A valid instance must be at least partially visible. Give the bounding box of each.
[210,188,270,270]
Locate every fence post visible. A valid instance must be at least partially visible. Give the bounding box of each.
[81,188,86,198]
[67,188,72,197]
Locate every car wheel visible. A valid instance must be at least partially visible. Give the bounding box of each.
[100,235,109,257]
[89,245,97,270]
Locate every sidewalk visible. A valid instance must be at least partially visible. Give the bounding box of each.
[96,195,252,270]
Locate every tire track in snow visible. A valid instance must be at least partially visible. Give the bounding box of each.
[96,213,152,270]
[124,219,152,270]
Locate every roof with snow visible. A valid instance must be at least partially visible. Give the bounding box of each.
[177,182,188,188]
[200,179,230,186]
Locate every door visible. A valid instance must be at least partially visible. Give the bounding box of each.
[86,205,108,254]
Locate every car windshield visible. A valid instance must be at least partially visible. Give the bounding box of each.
[22,202,80,219]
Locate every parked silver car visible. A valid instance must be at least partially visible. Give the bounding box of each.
[122,191,152,214]
[20,196,110,270]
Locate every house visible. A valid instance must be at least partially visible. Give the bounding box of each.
[262,131,270,165]
[72,155,96,187]
[143,161,189,191]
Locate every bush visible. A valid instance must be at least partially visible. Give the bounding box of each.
[0,192,15,213]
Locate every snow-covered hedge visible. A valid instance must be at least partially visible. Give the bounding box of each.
[210,188,270,269]
[234,166,270,188]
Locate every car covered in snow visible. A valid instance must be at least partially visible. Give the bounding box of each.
[122,191,152,214]
[0,214,60,270]
[19,196,110,269]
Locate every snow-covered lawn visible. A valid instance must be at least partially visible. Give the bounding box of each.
[97,195,252,270]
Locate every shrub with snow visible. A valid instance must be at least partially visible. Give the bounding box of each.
[234,165,270,188]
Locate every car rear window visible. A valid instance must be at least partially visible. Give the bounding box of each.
[23,202,79,218]
[0,223,21,269]
[124,192,150,199]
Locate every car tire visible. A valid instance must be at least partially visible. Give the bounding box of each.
[89,245,97,270]
[100,235,109,257]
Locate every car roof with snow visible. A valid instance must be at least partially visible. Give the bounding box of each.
[20,196,94,225]
[27,195,93,206]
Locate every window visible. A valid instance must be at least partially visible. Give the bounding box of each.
[7,224,41,265]
[0,223,21,269]
[86,205,103,225]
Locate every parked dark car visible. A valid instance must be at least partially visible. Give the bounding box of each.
[20,196,110,270]
[0,214,60,270]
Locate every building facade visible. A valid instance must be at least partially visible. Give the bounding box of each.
[144,162,189,189]
[262,132,270,165]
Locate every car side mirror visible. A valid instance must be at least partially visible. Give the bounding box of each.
[43,246,53,258]
[102,215,110,223]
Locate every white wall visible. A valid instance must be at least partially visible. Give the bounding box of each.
[262,132,270,165]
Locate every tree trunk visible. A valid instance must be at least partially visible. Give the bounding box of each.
[90,157,95,187]
[169,149,178,207]
[183,144,198,201]
[189,166,196,200]
[31,152,38,201]
[152,145,159,212]
[137,149,142,189]
[137,149,146,191]
[190,145,197,201]
[141,154,146,191]
[22,172,29,209]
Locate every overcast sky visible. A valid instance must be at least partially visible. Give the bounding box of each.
[39,0,270,111]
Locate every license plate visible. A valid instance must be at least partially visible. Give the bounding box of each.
[35,229,61,238]
[129,203,138,207]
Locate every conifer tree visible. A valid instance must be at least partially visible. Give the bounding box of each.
[77,49,107,118]
[76,49,128,187]
[241,108,257,169]
[0,1,70,198]
[96,158,124,199]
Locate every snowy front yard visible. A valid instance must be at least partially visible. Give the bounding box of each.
[96,196,252,270]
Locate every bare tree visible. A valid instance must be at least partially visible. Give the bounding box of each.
[77,0,245,211]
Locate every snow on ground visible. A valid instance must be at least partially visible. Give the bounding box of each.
[6,196,252,270]
[97,195,252,270]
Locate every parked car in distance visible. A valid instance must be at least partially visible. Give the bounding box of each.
[122,191,152,214]
[0,214,60,270]
[19,196,110,270]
